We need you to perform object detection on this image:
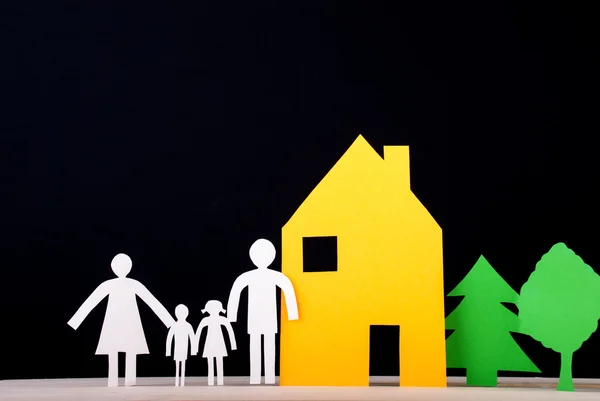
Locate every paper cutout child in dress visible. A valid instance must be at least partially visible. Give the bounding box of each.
[195,300,237,386]
[67,253,174,387]
[227,238,299,385]
[166,304,198,387]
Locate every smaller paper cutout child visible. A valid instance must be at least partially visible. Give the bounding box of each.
[166,304,197,387]
[195,300,237,386]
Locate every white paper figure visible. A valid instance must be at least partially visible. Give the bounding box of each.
[227,238,299,385]
[67,253,175,387]
[195,300,237,386]
[166,304,197,387]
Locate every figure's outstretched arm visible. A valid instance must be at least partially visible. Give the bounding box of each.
[67,281,111,330]
[195,319,208,351]
[134,281,175,328]
[188,325,198,355]
[166,328,174,357]
[223,318,237,350]
[277,273,299,321]
[226,273,249,323]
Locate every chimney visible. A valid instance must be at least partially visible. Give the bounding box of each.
[383,146,411,188]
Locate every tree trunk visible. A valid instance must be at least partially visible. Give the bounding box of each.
[557,352,574,392]
[466,367,498,387]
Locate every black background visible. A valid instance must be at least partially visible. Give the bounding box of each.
[1,1,599,381]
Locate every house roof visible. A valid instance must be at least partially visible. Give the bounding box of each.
[283,134,412,227]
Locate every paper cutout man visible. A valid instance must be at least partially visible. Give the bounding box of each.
[67,253,175,387]
[227,238,299,384]
[196,300,237,386]
[166,304,197,387]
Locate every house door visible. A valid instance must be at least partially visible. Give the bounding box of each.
[369,325,400,386]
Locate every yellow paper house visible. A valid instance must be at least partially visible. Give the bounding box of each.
[280,135,446,387]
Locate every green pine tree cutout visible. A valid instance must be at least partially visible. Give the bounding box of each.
[518,242,600,392]
[446,255,540,386]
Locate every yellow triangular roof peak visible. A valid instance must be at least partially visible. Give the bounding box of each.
[347,134,410,166]
[349,133,372,151]
[339,134,382,162]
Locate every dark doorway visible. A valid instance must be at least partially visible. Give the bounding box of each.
[369,325,400,386]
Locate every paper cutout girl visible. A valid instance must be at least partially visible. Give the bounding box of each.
[166,304,197,387]
[195,300,237,386]
[67,253,174,387]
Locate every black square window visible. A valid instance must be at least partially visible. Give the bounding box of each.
[302,236,338,272]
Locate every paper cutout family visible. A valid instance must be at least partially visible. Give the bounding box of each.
[67,135,600,392]
[68,239,297,387]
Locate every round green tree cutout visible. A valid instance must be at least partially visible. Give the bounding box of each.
[518,242,600,392]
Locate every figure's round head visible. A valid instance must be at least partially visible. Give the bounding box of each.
[111,253,132,277]
[175,304,189,320]
[249,238,276,269]
[202,300,225,316]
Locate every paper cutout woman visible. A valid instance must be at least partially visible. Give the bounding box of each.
[227,238,299,385]
[166,304,197,387]
[67,253,175,387]
[196,300,237,386]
